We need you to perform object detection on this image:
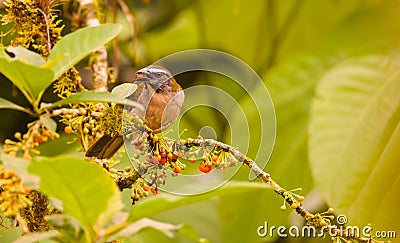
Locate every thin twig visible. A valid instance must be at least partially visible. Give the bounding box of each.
[78,0,109,92]
[37,8,52,55]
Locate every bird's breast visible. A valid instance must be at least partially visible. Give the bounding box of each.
[131,84,184,133]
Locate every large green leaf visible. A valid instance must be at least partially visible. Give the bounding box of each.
[0,47,54,100]
[28,156,120,237]
[128,182,272,243]
[6,46,46,66]
[309,55,400,234]
[12,230,59,243]
[128,182,270,222]
[48,24,122,80]
[106,218,204,242]
[0,97,29,113]
[46,91,142,110]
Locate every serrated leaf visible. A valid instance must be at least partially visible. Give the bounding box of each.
[6,46,46,66]
[48,24,122,80]
[28,156,119,234]
[46,91,143,110]
[0,97,29,113]
[309,55,400,233]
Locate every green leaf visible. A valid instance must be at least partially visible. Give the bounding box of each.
[309,55,400,233]
[106,218,204,242]
[111,83,137,99]
[46,91,143,110]
[128,182,270,222]
[0,97,29,113]
[0,47,54,100]
[6,46,46,66]
[45,214,85,242]
[36,134,80,157]
[48,24,122,80]
[12,230,59,243]
[28,156,119,235]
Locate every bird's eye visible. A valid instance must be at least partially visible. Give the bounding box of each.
[155,72,161,77]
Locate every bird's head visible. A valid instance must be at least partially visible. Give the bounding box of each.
[135,65,178,93]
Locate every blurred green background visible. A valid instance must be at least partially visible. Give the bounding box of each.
[1,0,400,242]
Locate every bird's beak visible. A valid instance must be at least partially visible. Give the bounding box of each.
[135,71,149,82]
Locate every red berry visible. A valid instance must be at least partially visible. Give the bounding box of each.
[160,152,167,158]
[64,126,73,134]
[199,163,212,173]
[211,155,218,162]
[173,167,181,173]
[150,187,158,195]
[159,158,167,165]
[34,137,42,143]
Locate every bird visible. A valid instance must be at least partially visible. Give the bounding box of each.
[85,65,185,159]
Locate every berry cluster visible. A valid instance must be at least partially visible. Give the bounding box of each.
[126,128,241,194]
[59,103,107,149]
[4,120,59,159]
[0,168,32,217]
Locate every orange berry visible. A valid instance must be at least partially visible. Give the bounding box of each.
[189,158,196,163]
[290,203,299,209]
[152,136,159,142]
[64,126,73,134]
[155,154,162,161]
[173,167,181,173]
[211,155,218,162]
[142,185,149,191]
[24,187,32,194]
[199,163,212,173]
[150,187,158,195]
[160,152,167,158]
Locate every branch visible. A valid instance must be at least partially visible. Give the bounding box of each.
[109,122,373,242]
[78,0,109,92]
